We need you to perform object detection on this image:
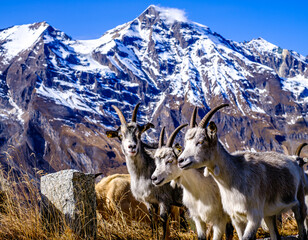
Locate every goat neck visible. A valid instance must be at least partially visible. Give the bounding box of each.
[125,141,156,178]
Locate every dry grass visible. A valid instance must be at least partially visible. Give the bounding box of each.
[96,201,195,240]
[0,166,195,240]
[0,166,300,240]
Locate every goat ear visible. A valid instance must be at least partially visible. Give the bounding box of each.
[173,143,183,156]
[106,130,118,138]
[140,123,155,134]
[207,121,217,140]
[144,148,155,158]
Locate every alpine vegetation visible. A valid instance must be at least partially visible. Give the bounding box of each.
[151,118,233,240]
[178,104,307,240]
[106,103,185,240]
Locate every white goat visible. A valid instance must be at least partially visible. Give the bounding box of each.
[151,119,233,240]
[178,104,307,240]
[106,103,186,240]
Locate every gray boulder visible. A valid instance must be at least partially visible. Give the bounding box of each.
[40,169,97,239]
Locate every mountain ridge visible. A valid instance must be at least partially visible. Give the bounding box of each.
[0,5,307,177]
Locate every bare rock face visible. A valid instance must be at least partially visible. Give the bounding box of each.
[0,5,307,178]
[40,170,97,239]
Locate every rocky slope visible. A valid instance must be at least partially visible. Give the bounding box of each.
[0,5,307,177]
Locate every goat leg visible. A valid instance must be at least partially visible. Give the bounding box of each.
[149,204,159,239]
[161,211,171,240]
[292,185,307,240]
[242,219,260,240]
[179,207,189,232]
[264,215,281,240]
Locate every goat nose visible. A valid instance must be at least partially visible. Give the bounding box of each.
[128,144,136,149]
[178,157,184,164]
[151,175,157,181]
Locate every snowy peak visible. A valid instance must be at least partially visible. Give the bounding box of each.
[0,22,49,63]
[43,24,72,43]
[245,37,278,53]
[0,5,307,178]
[0,21,74,65]
[139,5,188,25]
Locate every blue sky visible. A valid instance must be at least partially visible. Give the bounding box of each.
[1,0,307,56]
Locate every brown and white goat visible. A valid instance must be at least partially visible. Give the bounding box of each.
[106,103,185,240]
[151,120,233,240]
[95,174,149,222]
[178,104,307,240]
[96,173,185,229]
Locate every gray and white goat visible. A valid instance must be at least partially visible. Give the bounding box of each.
[285,143,308,233]
[178,104,307,240]
[106,103,185,240]
[297,143,308,233]
[151,116,233,240]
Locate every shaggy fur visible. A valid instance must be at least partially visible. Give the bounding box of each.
[178,124,307,240]
[151,144,233,240]
[106,105,184,240]
[95,174,149,222]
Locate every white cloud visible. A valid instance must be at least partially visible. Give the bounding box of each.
[154,6,188,24]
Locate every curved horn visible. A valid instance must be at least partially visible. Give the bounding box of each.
[281,145,289,155]
[159,127,166,148]
[166,124,188,147]
[198,104,229,129]
[112,105,127,125]
[131,103,140,122]
[190,106,198,128]
[295,143,308,156]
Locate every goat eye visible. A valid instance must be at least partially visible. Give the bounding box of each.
[197,140,204,146]
[166,159,173,164]
[118,134,123,140]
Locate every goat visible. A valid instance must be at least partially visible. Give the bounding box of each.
[284,143,308,233]
[95,173,185,228]
[95,173,149,222]
[178,104,307,240]
[151,119,234,240]
[295,143,308,168]
[106,103,185,240]
[296,143,308,234]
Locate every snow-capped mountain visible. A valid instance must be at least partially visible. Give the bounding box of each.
[0,5,307,176]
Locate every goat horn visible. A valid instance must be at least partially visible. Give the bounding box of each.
[131,103,140,122]
[295,143,308,156]
[159,127,166,148]
[112,105,127,125]
[281,145,289,155]
[166,124,188,147]
[190,106,198,128]
[198,104,229,129]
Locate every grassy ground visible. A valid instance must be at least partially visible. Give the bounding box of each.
[0,168,300,240]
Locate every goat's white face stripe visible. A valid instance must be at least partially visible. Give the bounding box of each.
[179,128,208,169]
[120,123,140,157]
[152,147,181,186]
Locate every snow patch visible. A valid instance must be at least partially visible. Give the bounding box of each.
[282,75,308,103]
[36,81,97,114]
